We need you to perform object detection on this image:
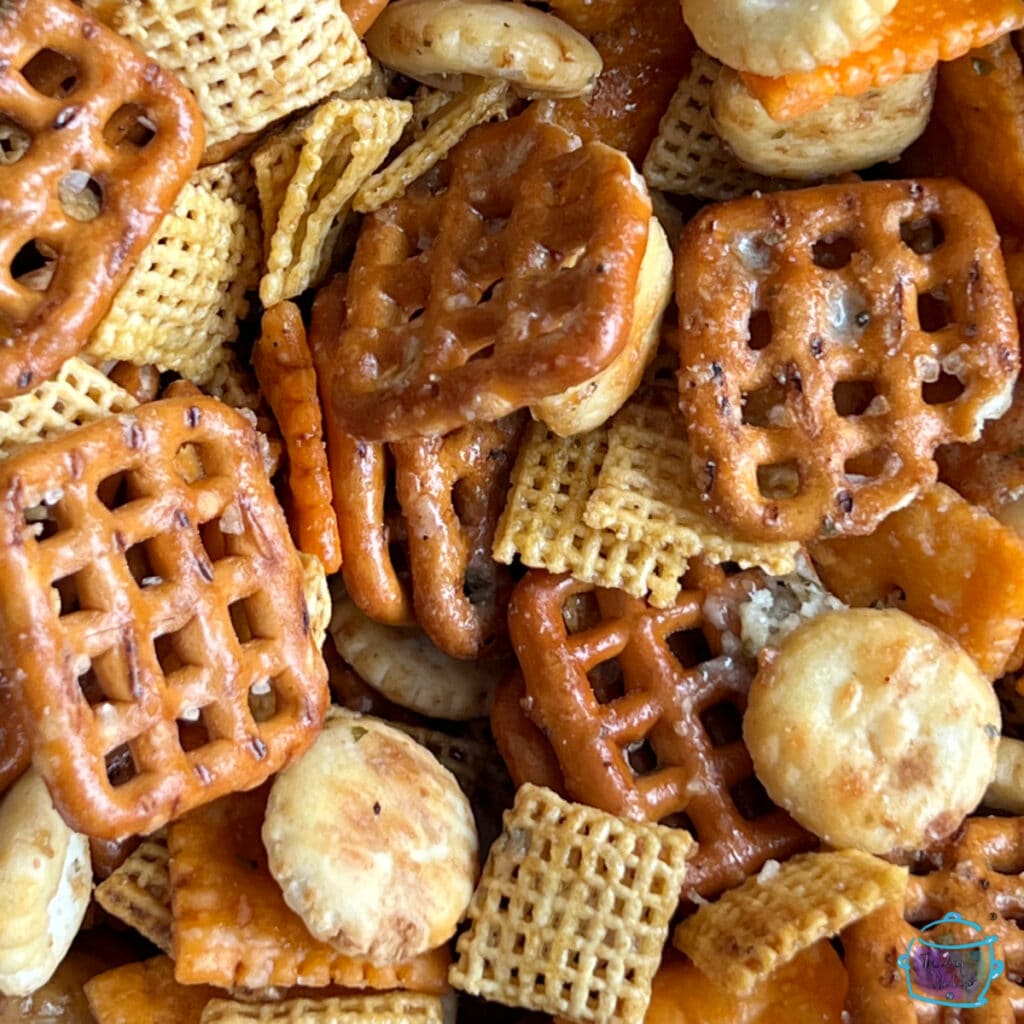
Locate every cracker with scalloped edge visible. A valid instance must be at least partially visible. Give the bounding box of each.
[200,992,444,1024]
[94,838,173,954]
[255,97,412,307]
[168,786,451,991]
[84,955,217,1024]
[673,849,908,996]
[740,0,1024,121]
[353,78,513,214]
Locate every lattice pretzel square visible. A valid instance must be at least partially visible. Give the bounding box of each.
[676,178,1019,541]
[449,783,692,1024]
[0,0,204,398]
[0,395,328,839]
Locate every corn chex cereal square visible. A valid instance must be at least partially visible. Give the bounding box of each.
[94,837,173,953]
[450,783,692,1024]
[200,992,445,1024]
[673,848,908,995]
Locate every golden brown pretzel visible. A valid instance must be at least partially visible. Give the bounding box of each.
[253,302,341,574]
[506,569,813,897]
[0,0,204,397]
[676,179,1019,541]
[326,111,652,441]
[0,395,328,839]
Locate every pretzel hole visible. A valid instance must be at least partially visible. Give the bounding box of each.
[103,103,158,150]
[22,499,62,540]
[625,738,659,776]
[812,235,855,270]
[700,701,743,746]
[229,592,277,645]
[177,710,211,752]
[97,471,137,511]
[562,591,602,634]
[667,628,712,668]
[741,383,787,427]
[844,449,890,481]
[10,239,57,292]
[900,216,945,255]
[126,540,164,590]
[923,371,965,406]
[731,776,774,820]
[833,379,878,417]
[917,289,953,333]
[77,661,105,706]
[58,171,102,223]
[747,309,772,351]
[757,461,800,500]
[587,659,624,704]
[173,443,206,484]
[20,49,80,99]
[0,116,30,165]
[105,743,137,787]
[249,678,278,722]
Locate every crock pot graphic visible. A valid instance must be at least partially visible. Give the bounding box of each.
[896,912,1004,1008]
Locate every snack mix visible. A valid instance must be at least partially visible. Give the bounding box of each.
[7,0,1024,1020]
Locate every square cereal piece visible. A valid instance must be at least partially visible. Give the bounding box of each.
[200,992,445,1024]
[0,396,328,839]
[169,785,451,992]
[673,849,907,996]
[94,837,173,953]
[85,173,260,386]
[84,955,218,1024]
[449,783,692,1024]
[104,0,371,155]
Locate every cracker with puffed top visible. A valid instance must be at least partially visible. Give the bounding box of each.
[0,357,137,459]
[168,786,452,991]
[84,955,218,1024]
[353,78,513,214]
[450,783,692,1024]
[200,992,445,1024]
[94,838,173,954]
[85,174,259,386]
[255,97,412,306]
[673,849,908,996]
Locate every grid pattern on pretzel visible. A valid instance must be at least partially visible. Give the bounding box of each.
[0,0,201,396]
[677,180,1019,538]
[512,573,813,897]
[0,397,320,838]
[450,783,691,1024]
[110,0,371,148]
[843,817,1024,1022]
[642,52,776,200]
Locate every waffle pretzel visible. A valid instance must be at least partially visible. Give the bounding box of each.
[506,570,813,898]
[326,112,652,441]
[676,179,1019,541]
[843,816,1024,1020]
[0,0,204,398]
[0,396,328,839]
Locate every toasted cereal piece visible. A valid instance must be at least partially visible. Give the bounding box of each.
[85,174,260,387]
[0,771,92,997]
[985,738,1024,814]
[745,608,1000,853]
[300,552,331,650]
[642,52,780,200]
[328,587,501,719]
[493,421,692,607]
[200,992,444,1024]
[169,786,452,989]
[711,66,935,179]
[531,217,671,436]
[0,0,204,399]
[450,784,692,1023]
[255,98,412,307]
[810,483,1024,679]
[365,0,601,98]
[676,179,1019,541]
[684,0,896,77]
[94,839,172,954]
[106,0,371,158]
[740,0,1024,122]
[645,942,848,1024]
[844,816,1024,1019]
[263,709,478,962]
[353,78,513,214]
[584,396,802,575]
[84,956,216,1024]
[0,357,136,459]
[674,849,906,996]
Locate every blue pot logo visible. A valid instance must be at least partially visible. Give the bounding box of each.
[897,912,1004,1008]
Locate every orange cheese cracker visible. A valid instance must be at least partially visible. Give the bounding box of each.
[168,786,451,991]
[740,0,1024,121]
[84,956,217,1024]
